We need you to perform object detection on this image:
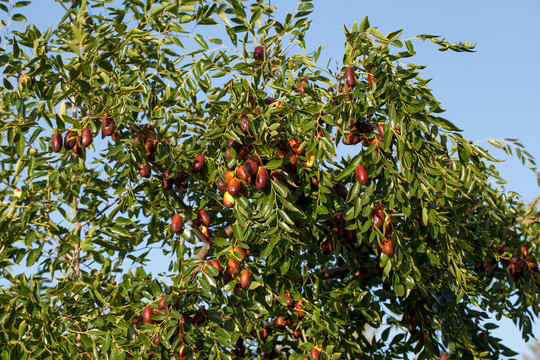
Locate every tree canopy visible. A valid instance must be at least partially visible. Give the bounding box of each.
[1,0,539,359]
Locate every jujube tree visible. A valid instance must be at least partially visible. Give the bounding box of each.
[0,0,539,359]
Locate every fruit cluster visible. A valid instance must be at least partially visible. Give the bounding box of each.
[51,127,93,155]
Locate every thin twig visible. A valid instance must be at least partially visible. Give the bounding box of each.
[80,192,125,228]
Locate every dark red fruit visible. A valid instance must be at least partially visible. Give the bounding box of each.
[297,77,309,94]
[381,239,393,256]
[191,154,205,173]
[321,239,334,254]
[240,269,251,288]
[344,66,356,88]
[171,214,183,234]
[163,171,174,189]
[355,164,368,185]
[205,260,223,277]
[64,130,76,150]
[310,347,321,360]
[275,315,287,329]
[138,162,151,178]
[222,270,233,284]
[373,208,385,228]
[158,295,170,310]
[51,133,63,152]
[378,123,385,137]
[102,115,115,136]
[145,138,155,156]
[216,178,228,192]
[198,210,210,227]
[80,128,92,148]
[228,178,241,196]
[253,46,264,61]
[342,133,363,145]
[228,258,241,275]
[283,292,294,307]
[72,139,82,155]
[334,183,348,199]
[255,167,269,190]
[142,306,153,324]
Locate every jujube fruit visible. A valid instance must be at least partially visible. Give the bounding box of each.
[191,154,205,173]
[101,115,115,136]
[344,66,356,88]
[64,130,76,150]
[253,46,264,60]
[355,164,368,185]
[142,306,153,324]
[72,140,81,155]
[80,128,92,148]
[216,178,228,192]
[51,133,63,153]
[373,208,385,228]
[158,295,170,310]
[171,214,183,234]
[223,191,235,208]
[138,162,151,178]
[255,167,269,190]
[228,178,241,196]
[228,258,241,275]
[296,299,305,318]
[240,269,251,288]
[232,246,247,260]
[197,210,210,227]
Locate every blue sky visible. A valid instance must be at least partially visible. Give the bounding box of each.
[6,0,540,358]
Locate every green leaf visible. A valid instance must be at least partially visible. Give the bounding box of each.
[11,13,26,21]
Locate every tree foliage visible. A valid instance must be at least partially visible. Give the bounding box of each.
[1,0,539,359]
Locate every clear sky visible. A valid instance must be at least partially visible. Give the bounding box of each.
[6,0,540,358]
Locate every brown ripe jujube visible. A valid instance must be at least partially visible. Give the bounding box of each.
[171,214,183,234]
[138,162,151,178]
[80,128,92,148]
[342,133,363,146]
[244,158,259,177]
[297,77,309,94]
[223,191,235,208]
[222,270,233,284]
[64,130,76,150]
[380,239,393,256]
[191,154,205,173]
[204,260,223,277]
[228,258,241,275]
[163,171,174,189]
[72,140,82,155]
[51,132,63,153]
[232,246,247,261]
[101,114,115,136]
[255,167,269,190]
[158,295,170,311]
[240,269,251,288]
[310,347,321,360]
[198,210,210,227]
[253,46,264,61]
[344,66,356,88]
[373,208,385,228]
[228,178,241,196]
[283,291,294,307]
[142,306,153,324]
[296,299,305,318]
[216,178,228,192]
[356,164,368,185]
[289,139,305,155]
[334,183,348,199]
[236,165,249,181]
